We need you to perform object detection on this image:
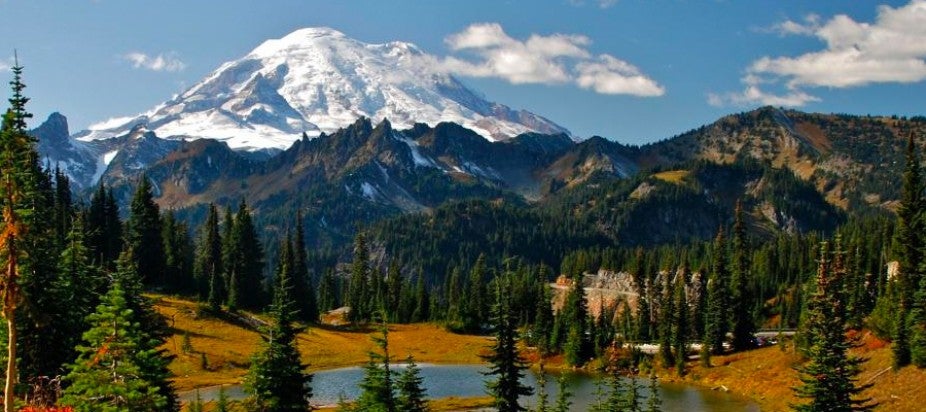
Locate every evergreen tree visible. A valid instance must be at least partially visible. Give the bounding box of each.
[318,268,338,312]
[483,274,533,412]
[895,133,923,368]
[293,213,318,322]
[792,241,873,412]
[354,317,396,412]
[0,60,44,410]
[552,373,572,412]
[563,272,591,367]
[125,176,165,287]
[87,185,122,270]
[245,249,312,411]
[703,227,730,359]
[534,362,549,412]
[412,271,429,323]
[111,252,178,410]
[161,210,194,293]
[348,233,370,323]
[462,254,488,332]
[395,356,428,412]
[227,200,265,310]
[673,267,689,376]
[731,200,756,352]
[196,204,224,308]
[46,219,102,378]
[59,281,170,412]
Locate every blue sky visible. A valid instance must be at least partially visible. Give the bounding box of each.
[1,0,924,145]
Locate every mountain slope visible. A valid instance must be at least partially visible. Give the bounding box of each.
[76,27,568,150]
[638,107,926,210]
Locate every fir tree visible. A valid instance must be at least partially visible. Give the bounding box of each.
[318,268,338,312]
[562,272,591,367]
[703,227,730,360]
[354,317,396,412]
[348,233,370,323]
[731,200,756,352]
[792,241,873,412]
[293,212,319,322]
[227,200,265,310]
[483,274,533,412]
[125,175,165,287]
[462,254,488,332]
[673,266,689,376]
[0,59,43,411]
[196,204,224,308]
[245,250,312,411]
[87,185,122,270]
[59,280,171,412]
[395,356,428,412]
[895,133,923,368]
[552,373,572,412]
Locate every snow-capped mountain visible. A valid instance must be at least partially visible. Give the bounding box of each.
[77,27,568,151]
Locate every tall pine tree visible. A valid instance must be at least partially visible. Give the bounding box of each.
[894,133,923,368]
[731,200,756,352]
[483,273,533,412]
[245,247,312,411]
[793,241,873,412]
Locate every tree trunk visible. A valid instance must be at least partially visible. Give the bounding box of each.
[5,312,15,412]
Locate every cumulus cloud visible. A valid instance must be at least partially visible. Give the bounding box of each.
[123,51,186,72]
[712,0,926,107]
[442,23,664,97]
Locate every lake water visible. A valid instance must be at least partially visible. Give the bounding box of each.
[181,363,760,411]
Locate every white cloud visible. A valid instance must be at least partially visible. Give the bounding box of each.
[123,51,186,72]
[576,55,665,96]
[713,0,926,107]
[442,23,664,97]
[568,0,618,9]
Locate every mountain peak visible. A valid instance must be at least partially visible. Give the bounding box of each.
[78,27,568,150]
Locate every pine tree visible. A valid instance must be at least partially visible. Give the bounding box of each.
[125,175,165,287]
[46,219,102,377]
[895,133,923,368]
[59,280,172,411]
[792,241,873,412]
[483,273,533,412]
[672,267,689,376]
[703,227,729,360]
[731,200,756,352]
[196,204,224,308]
[354,317,396,412]
[227,200,265,310]
[462,254,488,332]
[0,59,43,411]
[348,233,370,323]
[245,249,312,411]
[395,356,428,412]
[412,271,429,322]
[563,272,591,367]
[293,213,318,322]
[534,361,549,412]
[552,373,572,412]
[318,268,338,312]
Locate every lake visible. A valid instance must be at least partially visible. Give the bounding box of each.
[181,363,760,411]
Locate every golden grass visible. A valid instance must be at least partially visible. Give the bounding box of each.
[315,396,494,411]
[154,296,489,394]
[653,331,926,411]
[652,170,690,184]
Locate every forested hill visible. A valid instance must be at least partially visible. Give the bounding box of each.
[33,106,925,253]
